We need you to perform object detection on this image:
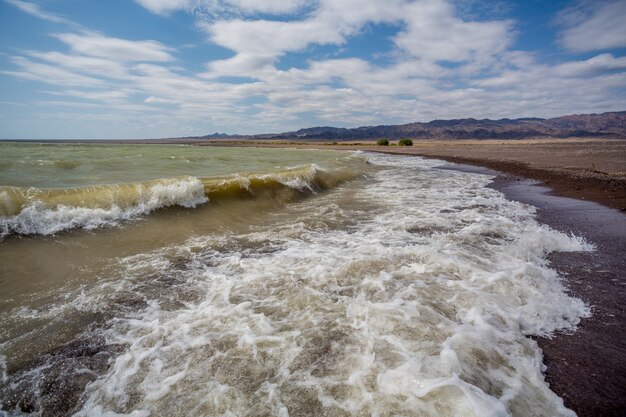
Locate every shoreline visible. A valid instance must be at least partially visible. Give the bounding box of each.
[380,151,626,212]
[3,140,624,415]
[360,147,626,416]
[439,163,626,417]
[202,141,626,416]
[206,139,626,415]
[198,138,626,212]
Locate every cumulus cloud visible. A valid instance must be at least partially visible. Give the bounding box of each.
[197,0,404,78]
[557,0,626,53]
[3,0,625,138]
[199,17,345,77]
[199,0,514,80]
[394,0,513,64]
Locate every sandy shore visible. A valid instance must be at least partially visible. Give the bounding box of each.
[200,138,626,416]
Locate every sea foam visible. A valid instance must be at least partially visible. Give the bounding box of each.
[0,177,208,238]
[0,164,353,240]
[36,153,592,417]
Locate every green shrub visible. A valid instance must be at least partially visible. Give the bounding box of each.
[377,139,390,146]
[398,138,413,146]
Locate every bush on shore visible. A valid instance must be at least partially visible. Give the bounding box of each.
[377,139,390,146]
[398,138,413,146]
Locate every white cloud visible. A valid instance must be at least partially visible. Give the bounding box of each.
[4,56,104,87]
[394,0,513,64]
[3,0,626,138]
[134,0,189,15]
[477,54,626,88]
[57,89,131,102]
[199,0,408,78]
[200,0,513,79]
[557,0,626,53]
[135,0,309,16]
[53,32,174,62]
[553,54,626,78]
[144,96,179,104]
[206,18,342,57]
[467,53,626,118]
[220,0,308,15]
[26,51,129,78]
[4,0,73,24]
[200,17,346,77]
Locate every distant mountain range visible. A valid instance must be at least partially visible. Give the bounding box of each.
[196,111,626,141]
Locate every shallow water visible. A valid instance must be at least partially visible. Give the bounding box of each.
[0,145,592,416]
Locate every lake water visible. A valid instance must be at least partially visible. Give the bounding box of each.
[0,143,591,416]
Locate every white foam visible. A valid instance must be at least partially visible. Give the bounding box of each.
[18,153,591,416]
[0,354,7,385]
[0,164,343,239]
[0,177,208,238]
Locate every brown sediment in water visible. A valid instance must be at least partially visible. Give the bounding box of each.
[200,138,626,416]
[3,139,624,415]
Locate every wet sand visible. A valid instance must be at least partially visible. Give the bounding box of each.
[501,180,626,417]
[365,139,626,212]
[201,138,626,416]
[442,164,626,417]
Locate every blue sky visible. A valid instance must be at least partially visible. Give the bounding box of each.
[0,0,625,139]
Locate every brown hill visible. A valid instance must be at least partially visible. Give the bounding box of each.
[240,111,626,140]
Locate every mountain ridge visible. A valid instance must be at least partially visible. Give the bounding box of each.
[196,111,626,140]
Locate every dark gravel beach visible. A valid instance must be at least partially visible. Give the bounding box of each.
[494,176,626,417]
[441,163,626,417]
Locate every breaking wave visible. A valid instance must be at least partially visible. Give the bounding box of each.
[0,152,595,416]
[0,165,355,239]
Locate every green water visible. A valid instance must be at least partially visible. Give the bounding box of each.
[0,142,346,188]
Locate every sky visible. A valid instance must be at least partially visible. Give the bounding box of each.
[0,0,625,139]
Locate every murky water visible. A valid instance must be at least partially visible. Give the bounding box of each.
[0,144,591,416]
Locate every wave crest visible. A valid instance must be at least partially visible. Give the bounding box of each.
[0,165,356,239]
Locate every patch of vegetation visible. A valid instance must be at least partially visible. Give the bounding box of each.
[376,139,390,146]
[398,138,413,146]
